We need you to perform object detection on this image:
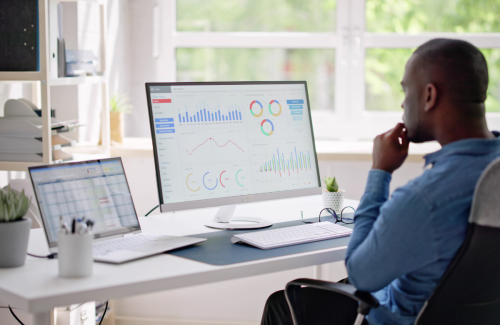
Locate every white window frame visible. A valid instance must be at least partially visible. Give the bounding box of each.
[162,0,500,140]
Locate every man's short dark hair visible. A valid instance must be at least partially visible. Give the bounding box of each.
[413,38,489,104]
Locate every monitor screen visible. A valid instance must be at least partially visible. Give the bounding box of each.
[29,158,140,248]
[146,82,321,212]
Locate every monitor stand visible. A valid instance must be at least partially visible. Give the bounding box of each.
[204,205,273,230]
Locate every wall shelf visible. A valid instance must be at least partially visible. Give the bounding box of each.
[0,72,43,82]
[0,161,46,172]
[50,76,105,86]
[0,0,110,172]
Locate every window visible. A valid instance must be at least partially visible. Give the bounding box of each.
[176,48,336,111]
[177,0,337,32]
[162,0,500,140]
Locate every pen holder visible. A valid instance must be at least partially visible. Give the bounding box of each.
[58,232,93,278]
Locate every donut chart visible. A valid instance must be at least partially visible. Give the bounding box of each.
[260,119,274,136]
[186,173,201,192]
[203,172,218,190]
[250,100,264,117]
[268,100,282,116]
[236,169,244,187]
[220,170,226,187]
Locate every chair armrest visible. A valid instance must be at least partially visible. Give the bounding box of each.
[285,278,379,325]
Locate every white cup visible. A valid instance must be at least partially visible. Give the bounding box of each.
[58,232,93,278]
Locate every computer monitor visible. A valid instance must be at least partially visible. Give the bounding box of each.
[146,81,321,229]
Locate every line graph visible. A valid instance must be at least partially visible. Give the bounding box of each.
[186,137,245,155]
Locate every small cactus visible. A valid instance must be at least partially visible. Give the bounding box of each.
[0,187,31,222]
[322,176,339,192]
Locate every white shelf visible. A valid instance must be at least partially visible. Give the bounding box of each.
[0,161,45,172]
[50,76,105,86]
[0,72,43,82]
[0,146,110,171]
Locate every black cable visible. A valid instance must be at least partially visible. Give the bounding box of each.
[99,301,109,325]
[8,306,24,325]
[27,253,57,259]
[8,301,108,325]
[144,204,159,217]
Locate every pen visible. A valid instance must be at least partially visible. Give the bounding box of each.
[77,222,88,235]
[59,216,69,234]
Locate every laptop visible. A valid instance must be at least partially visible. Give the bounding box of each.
[28,157,206,264]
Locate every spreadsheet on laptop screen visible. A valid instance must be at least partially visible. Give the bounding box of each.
[30,159,140,246]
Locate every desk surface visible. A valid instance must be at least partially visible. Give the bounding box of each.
[0,195,358,314]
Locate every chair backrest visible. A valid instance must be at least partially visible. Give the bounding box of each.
[415,157,500,325]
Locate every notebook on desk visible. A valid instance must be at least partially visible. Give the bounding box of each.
[28,157,206,264]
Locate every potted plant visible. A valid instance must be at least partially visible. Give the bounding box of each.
[109,92,132,144]
[322,176,345,214]
[0,187,32,268]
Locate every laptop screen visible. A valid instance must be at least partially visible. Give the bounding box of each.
[29,158,140,248]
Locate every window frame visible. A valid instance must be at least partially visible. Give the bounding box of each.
[165,0,500,140]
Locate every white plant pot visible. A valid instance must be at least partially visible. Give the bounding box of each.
[0,218,32,268]
[322,189,345,214]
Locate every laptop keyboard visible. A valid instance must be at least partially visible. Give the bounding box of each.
[93,234,176,256]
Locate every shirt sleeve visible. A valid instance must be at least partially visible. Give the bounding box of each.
[345,169,438,292]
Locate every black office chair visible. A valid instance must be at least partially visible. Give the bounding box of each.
[285,157,500,325]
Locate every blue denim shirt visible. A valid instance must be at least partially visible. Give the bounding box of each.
[346,132,500,325]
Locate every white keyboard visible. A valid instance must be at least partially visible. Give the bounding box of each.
[93,234,176,256]
[231,222,353,249]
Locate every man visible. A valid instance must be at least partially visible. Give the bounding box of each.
[261,38,500,325]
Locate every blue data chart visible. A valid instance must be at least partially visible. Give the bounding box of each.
[178,102,243,125]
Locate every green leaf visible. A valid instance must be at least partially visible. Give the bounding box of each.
[0,187,31,222]
[322,176,339,192]
[109,92,133,113]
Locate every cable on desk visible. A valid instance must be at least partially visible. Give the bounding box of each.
[27,253,58,259]
[8,306,24,325]
[144,204,159,217]
[99,301,109,325]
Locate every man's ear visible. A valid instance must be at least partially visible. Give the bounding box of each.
[424,83,438,112]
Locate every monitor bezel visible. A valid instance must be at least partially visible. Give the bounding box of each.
[28,157,141,248]
[145,81,322,213]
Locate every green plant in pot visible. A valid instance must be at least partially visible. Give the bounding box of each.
[0,187,32,268]
[322,176,345,214]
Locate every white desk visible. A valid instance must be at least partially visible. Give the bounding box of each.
[0,195,358,325]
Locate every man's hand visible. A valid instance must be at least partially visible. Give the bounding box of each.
[372,123,409,174]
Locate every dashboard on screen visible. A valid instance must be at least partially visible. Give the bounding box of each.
[146,82,321,208]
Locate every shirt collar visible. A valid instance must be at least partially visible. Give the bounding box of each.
[424,131,500,167]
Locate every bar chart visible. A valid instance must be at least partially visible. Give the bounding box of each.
[258,147,312,177]
[178,101,243,124]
